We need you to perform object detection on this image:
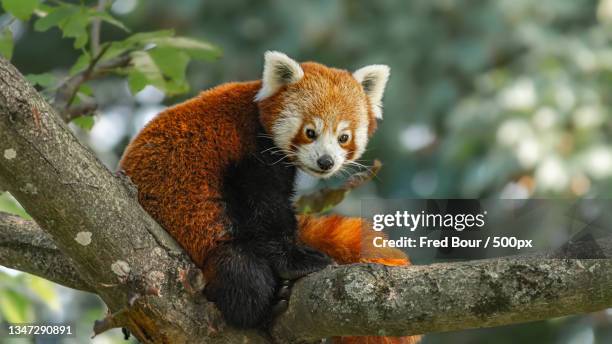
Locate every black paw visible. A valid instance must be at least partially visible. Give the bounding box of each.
[276,279,292,300]
[259,280,292,329]
[273,279,292,314]
[271,299,289,318]
[275,245,332,280]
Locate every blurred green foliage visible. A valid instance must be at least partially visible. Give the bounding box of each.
[0,273,58,324]
[0,0,220,132]
[1,0,612,343]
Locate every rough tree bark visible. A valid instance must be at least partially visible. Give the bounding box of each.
[0,56,611,343]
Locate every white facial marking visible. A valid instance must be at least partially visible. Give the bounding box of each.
[337,120,350,133]
[271,106,302,152]
[295,119,347,178]
[313,117,324,133]
[353,115,369,159]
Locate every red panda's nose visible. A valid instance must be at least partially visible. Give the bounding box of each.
[317,155,334,171]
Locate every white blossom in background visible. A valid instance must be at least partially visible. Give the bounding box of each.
[583,146,612,179]
[515,138,540,168]
[90,106,130,152]
[399,124,435,152]
[597,0,612,23]
[574,47,597,72]
[535,156,569,192]
[532,107,558,130]
[499,77,536,111]
[133,105,166,133]
[496,118,533,146]
[135,85,165,105]
[111,0,138,15]
[573,105,604,129]
[411,170,438,197]
[554,84,576,111]
[499,182,530,199]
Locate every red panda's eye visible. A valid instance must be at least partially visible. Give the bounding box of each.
[338,134,350,144]
[306,128,317,139]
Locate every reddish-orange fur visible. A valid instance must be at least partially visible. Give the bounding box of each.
[120,62,419,344]
[121,81,262,266]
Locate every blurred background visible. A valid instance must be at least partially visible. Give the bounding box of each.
[2,0,612,342]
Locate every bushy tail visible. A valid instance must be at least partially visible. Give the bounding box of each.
[297,215,422,344]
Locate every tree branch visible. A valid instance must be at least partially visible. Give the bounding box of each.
[273,252,612,341]
[0,212,92,292]
[1,55,612,343]
[54,53,130,115]
[0,56,264,343]
[90,0,107,57]
[64,100,98,121]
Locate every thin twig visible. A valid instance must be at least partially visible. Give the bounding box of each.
[63,101,98,121]
[53,47,129,116]
[90,0,107,56]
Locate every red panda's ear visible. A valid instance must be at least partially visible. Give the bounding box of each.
[255,51,304,101]
[353,65,390,120]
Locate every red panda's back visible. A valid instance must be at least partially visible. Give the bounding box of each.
[119,81,262,266]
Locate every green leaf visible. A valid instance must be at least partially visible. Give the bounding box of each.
[78,84,93,96]
[100,41,129,62]
[110,31,220,60]
[73,31,88,49]
[91,11,130,32]
[71,115,95,131]
[127,69,148,94]
[100,30,175,63]
[0,289,31,323]
[128,51,165,93]
[149,37,221,60]
[2,0,38,21]
[97,30,173,66]
[0,192,30,219]
[123,30,174,45]
[25,275,59,311]
[25,73,55,88]
[34,5,89,48]
[163,78,190,95]
[34,5,77,32]
[295,189,348,214]
[149,47,189,81]
[69,52,91,75]
[0,27,13,60]
[128,49,195,96]
[61,9,89,49]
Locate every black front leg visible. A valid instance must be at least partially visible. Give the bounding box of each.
[223,152,332,280]
[203,242,278,328]
[203,237,331,328]
[215,132,332,327]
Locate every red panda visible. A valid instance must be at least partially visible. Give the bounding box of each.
[119,51,421,344]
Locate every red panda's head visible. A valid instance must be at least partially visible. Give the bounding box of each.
[255,51,389,178]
